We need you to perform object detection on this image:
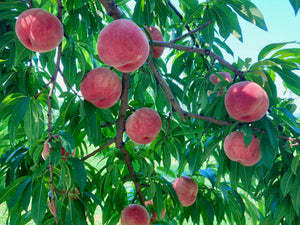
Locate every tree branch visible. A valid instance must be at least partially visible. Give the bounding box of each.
[148,59,186,122]
[98,0,122,20]
[46,1,63,224]
[152,41,246,79]
[115,73,145,205]
[171,20,213,43]
[81,138,116,161]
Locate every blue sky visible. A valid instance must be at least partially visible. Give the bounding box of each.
[225,0,300,62]
[224,0,300,114]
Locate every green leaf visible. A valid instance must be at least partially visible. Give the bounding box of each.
[7,177,32,209]
[229,161,239,191]
[59,131,76,154]
[202,8,215,46]
[0,176,31,204]
[184,4,204,25]
[263,118,279,152]
[290,172,300,214]
[289,0,300,15]
[61,46,77,87]
[153,183,164,220]
[24,99,44,144]
[239,165,253,193]
[13,40,32,67]
[31,179,47,225]
[70,158,87,193]
[226,0,267,31]
[200,168,216,188]
[186,142,202,175]
[212,4,233,39]
[280,171,294,198]
[272,67,300,96]
[273,197,291,224]
[162,141,171,173]
[291,155,300,175]
[257,41,296,61]
[80,101,102,146]
[8,95,30,142]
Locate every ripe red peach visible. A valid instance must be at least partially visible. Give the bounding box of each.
[223,131,261,166]
[120,204,150,225]
[209,71,232,85]
[145,26,164,58]
[145,200,166,223]
[97,19,149,73]
[125,108,162,145]
[80,67,122,109]
[173,176,198,207]
[225,81,269,122]
[15,8,63,52]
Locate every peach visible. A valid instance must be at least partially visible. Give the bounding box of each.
[209,71,232,85]
[145,200,166,223]
[225,81,269,122]
[42,136,75,161]
[120,204,150,225]
[49,200,56,216]
[145,26,164,58]
[15,8,63,52]
[125,108,162,145]
[223,131,261,166]
[97,19,149,73]
[80,67,122,109]
[173,176,198,207]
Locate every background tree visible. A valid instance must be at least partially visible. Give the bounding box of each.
[0,0,300,224]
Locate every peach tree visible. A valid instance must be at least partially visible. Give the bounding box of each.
[0,0,300,224]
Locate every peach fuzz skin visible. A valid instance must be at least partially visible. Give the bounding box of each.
[173,176,198,207]
[225,81,269,122]
[80,67,122,109]
[15,8,63,52]
[125,108,162,145]
[145,26,164,58]
[145,200,166,223]
[97,19,149,73]
[120,204,150,225]
[209,71,232,85]
[224,131,261,166]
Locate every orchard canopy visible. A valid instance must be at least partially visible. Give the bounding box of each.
[1,0,300,224]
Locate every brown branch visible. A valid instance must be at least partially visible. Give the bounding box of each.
[184,111,234,126]
[81,138,116,161]
[58,68,79,97]
[171,20,213,43]
[168,0,198,47]
[46,1,63,224]
[97,0,146,206]
[152,41,246,80]
[148,59,186,122]
[98,0,122,20]
[115,73,145,205]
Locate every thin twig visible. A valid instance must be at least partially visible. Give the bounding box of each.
[171,20,213,43]
[152,41,246,80]
[81,138,116,161]
[168,0,198,47]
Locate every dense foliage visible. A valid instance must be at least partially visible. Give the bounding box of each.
[0,0,300,224]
